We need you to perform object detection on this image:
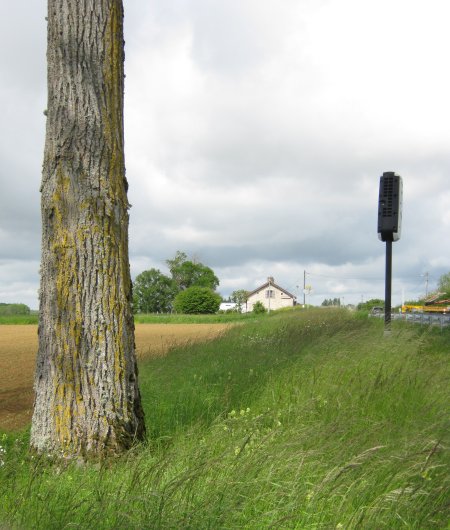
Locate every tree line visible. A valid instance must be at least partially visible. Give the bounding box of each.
[133,251,221,314]
[133,251,252,315]
[0,303,31,316]
[321,298,342,307]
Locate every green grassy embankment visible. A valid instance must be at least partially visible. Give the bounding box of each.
[0,309,448,529]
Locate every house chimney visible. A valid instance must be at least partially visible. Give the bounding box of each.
[267,276,274,283]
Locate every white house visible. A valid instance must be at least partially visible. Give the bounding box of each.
[245,277,296,312]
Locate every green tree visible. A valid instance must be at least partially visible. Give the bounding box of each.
[166,251,188,288]
[133,269,178,313]
[357,298,384,311]
[322,298,341,307]
[166,251,219,291]
[173,287,221,314]
[437,272,450,296]
[231,289,248,312]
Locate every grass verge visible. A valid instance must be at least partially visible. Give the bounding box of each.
[0,314,39,325]
[0,309,448,528]
[0,311,263,325]
[133,311,262,324]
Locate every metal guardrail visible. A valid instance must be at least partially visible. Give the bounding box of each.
[370,312,450,328]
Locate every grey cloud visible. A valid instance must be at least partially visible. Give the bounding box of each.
[0,4,46,91]
[0,2,45,266]
[0,259,40,309]
[2,0,450,309]
[190,3,268,75]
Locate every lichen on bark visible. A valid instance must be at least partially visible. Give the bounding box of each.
[31,0,145,458]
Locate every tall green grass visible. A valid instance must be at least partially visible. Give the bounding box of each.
[1,310,448,529]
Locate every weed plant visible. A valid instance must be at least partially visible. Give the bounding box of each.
[1,309,449,529]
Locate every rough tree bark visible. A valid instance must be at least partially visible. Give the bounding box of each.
[31,0,146,457]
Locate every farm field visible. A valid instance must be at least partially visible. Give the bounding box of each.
[0,323,231,431]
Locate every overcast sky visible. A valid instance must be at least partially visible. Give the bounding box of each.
[1,0,449,309]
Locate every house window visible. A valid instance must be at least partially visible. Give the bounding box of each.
[265,290,275,298]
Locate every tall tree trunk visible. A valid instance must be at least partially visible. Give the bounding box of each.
[31,0,145,458]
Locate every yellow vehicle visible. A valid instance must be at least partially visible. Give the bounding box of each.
[402,304,450,314]
[401,304,423,313]
[402,293,450,314]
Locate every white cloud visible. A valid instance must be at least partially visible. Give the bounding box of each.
[1,0,449,308]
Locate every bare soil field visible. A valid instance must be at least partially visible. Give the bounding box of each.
[0,323,231,432]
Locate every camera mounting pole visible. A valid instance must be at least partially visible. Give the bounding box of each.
[377,172,403,333]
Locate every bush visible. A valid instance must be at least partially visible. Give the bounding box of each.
[252,301,267,314]
[173,287,221,314]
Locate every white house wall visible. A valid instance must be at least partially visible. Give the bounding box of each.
[246,286,295,312]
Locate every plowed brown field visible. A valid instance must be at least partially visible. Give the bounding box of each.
[0,323,230,432]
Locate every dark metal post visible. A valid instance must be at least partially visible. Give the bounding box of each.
[385,239,392,331]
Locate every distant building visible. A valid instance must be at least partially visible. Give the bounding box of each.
[246,277,296,312]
